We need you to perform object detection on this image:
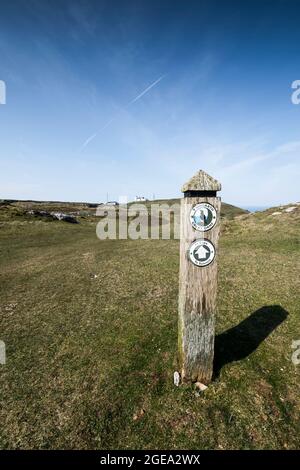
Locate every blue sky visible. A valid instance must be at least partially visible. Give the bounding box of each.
[0,0,300,207]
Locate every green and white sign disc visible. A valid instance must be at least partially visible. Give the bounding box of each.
[188,239,215,267]
[190,202,217,232]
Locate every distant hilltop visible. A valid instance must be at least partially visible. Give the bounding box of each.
[2,197,299,219]
[0,197,249,221]
[0,198,100,207]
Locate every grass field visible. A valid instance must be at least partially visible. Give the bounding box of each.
[0,201,299,449]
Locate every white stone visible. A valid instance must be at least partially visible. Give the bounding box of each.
[173,371,180,387]
[284,206,296,213]
[195,382,208,391]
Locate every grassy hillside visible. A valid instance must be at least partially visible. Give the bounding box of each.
[0,202,299,449]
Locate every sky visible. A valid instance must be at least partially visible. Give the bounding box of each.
[0,0,300,207]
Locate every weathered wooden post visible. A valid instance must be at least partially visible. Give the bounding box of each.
[178,170,221,384]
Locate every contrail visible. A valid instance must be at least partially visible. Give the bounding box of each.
[80,133,97,151]
[128,74,166,105]
[79,118,115,151]
[79,75,165,151]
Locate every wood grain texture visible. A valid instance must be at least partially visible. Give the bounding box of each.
[178,196,221,384]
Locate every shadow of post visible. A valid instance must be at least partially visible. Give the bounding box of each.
[213,305,288,379]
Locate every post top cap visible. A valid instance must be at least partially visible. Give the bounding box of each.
[181,169,221,193]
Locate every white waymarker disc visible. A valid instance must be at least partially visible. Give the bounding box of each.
[190,202,217,232]
[188,239,215,267]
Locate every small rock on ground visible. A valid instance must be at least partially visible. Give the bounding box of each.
[173,371,180,387]
[195,382,208,391]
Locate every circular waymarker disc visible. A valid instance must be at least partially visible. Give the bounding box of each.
[190,202,217,232]
[188,239,215,267]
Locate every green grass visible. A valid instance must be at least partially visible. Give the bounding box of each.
[0,203,299,449]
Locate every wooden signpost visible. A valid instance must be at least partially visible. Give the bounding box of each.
[178,170,221,385]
